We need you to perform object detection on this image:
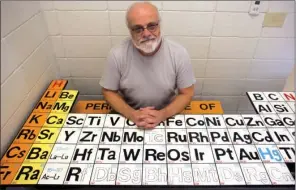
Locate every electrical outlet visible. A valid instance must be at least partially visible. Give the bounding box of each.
[249,1,260,16]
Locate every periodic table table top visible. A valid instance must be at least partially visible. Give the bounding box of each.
[0,80,295,187]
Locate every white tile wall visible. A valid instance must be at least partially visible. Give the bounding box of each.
[107,1,162,11]
[162,1,216,11]
[54,1,108,10]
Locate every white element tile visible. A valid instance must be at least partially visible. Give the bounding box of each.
[90,164,117,185]
[166,145,190,164]
[47,144,76,163]
[100,128,123,145]
[263,92,285,102]
[234,145,261,163]
[192,164,219,185]
[223,114,246,128]
[240,163,271,185]
[165,36,210,59]
[162,12,214,36]
[276,145,295,163]
[189,145,215,164]
[286,128,295,139]
[216,163,245,185]
[264,163,295,185]
[204,115,226,128]
[256,145,283,163]
[207,128,232,145]
[55,128,81,144]
[63,113,87,127]
[187,128,210,145]
[95,145,121,164]
[64,164,93,185]
[143,145,166,164]
[247,60,294,79]
[209,37,257,59]
[163,1,216,11]
[63,36,111,58]
[54,1,107,10]
[242,114,266,128]
[39,163,69,184]
[142,164,167,185]
[259,114,286,128]
[167,164,193,185]
[109,11,129,35]
[116,164,142,185]
[166,129,187,145]
[247,92,268,102]
[270,102,294,114]
[267,128,294,145]
[205,59,251,79]
[108,1,161,10]
[144,129,165,144]
[228,128,252,145]
[43,11,59,35]
[213,13,264,37]
[287,102,295,112]
[212,145,238,164]
[71,145,98,164]
[216,1,251,12]
[202,79,245,96]
[119,145,143,164]
[254,38,294,60]
[161,115,185,128]
[268,1,295,12]
[279,92,295,102]
[262,13,294,38]
[83,114,106,127]
[77,128,102,145]
[277,114,295,128]
[51,36,64,57]
[124,118,137,128]
[57,11,109,35]
[122,128,144,145]
[185,115,206,128]
[253,102,276,114]
[104,114,125,128]
[248,128,274,145]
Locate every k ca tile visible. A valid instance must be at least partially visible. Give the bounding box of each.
[242,114,266,128]
[216,163,245,185]
[38,163,69,184]
[207,128,232,145]
[56,128,82,144]
[223,114,246,128]
[142,164,167,185]
[116,164,142,185]
[189,145,215,164]
[192,164,219,185]
[90,164,117,185]
[228,128,253,145]
[143,144,166,164]
[264,163,295,185]
[95,144,121,164]
[24,112,49,127]
[211,145,238,164]
[47,144,76,164]
[276,144,295,163]
[187,128,210,145]
[256,144,284,163]
[166,128,188,145]
[184,115,206,128]
[144,129,166,144]
[167,164,193,185]
[240,163,271,185]
[83,114,106,128]
[259,114,286,128]
[104,114,125,128]
[64,163,93,185]
[71,145,98,164]
[233,145,261,163]
[63,113,87,128]
[77,128,102,145]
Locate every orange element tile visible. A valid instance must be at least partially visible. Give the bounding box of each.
[47,80,67,90]
[72,100,112,114]
[181,101,224,114]
[1,144,32,163]
[0,163,22,184]
[32,100,56,113]
[24,112,49,127]
[40,89,62,101]
[13,127,42,144]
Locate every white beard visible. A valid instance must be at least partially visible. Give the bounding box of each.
[132,35,162,54]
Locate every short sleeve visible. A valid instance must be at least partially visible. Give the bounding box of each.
[176,48,196,89]
[99,51,121,91]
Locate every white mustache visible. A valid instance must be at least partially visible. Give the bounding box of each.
[140,38,156,43]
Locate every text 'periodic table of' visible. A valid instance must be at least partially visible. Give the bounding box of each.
[0,80,295,187]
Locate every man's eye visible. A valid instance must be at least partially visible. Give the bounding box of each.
[133,27,143,33]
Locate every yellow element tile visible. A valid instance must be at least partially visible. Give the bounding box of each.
[12,163,45,184]
[43,113,68,128]
[51,101,74,114]
[24,144,54,163]
[58,90,78,101]
[34,128,61,144]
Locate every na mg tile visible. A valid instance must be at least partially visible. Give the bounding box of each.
[259,114,286,128]
[116,164,142,185]
[187,128,210,145]
[166,128,188,145]
[122,128,144,145]
[33,100,56,113]
[233,145,261,163]
[143,164,167,185]
[12,163,45,185]
[166,145,190,164]
[43,113,68,128]
[184,115,206,128]
[95,145,121,164]
[277,114,295,128]
[267,128,294,144]
[240,163,271,185]
[167,164,193,185]
[57,90,78,101]
[263,92,285,102]
[253,102,276,114]
[84,114,106,127]
[144,129,165,144]
[34,127,61,144]
[204,115,226,128]
[24,112,49,127]
[63,113,87,128]
[256,145,283,163]
[279,92,295,102]
[247,92,268,102]
[222,114,246,128]
[56,128,81,144]
[276,145,295,163]
[51,101,74,114]
[0,163,22,184]
[264,163,295,185]
[211,145,238,164]
[119,145,143,164]
[64,163,93,185]
[13,127,41,144]
[228,128,252,145]
[270,102,294,114]
[189,145,215,164]
[216,163,245,185]
[242,114,265,128]
[90,164,117,185]
[192,164,219,185]
[143,144,166,164]
[47,144,76,163]
[24,144,54,163]
[207,128,232,144]
[104,114,125,128]
[38,163,69,184]
[77,128,102,145]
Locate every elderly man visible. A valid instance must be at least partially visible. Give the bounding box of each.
[100,2,196,128]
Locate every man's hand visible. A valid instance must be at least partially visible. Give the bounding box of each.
[139,107,167,128]
[129,110,150,128]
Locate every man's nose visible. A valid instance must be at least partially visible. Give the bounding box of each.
[142,28,152,38]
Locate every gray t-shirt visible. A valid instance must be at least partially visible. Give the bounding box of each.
[100,37,196,110]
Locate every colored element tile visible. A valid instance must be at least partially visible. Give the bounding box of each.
[41,90,62,101]
[47,80,68,90]
[12,163,46,184]
[13,127,42,144]
[43,113,68,128]
[24,112,49,127]
[57,90,78,101]
[24,144,54,163]
[0,163,22,184]
[1,144,33,163]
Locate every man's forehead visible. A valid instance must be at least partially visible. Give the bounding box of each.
[127,3,159,26]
